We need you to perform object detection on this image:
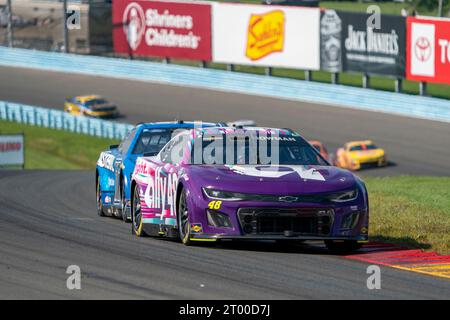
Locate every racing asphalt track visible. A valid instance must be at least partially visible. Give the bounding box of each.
[1,66,450,176]
[0,66,450,299]
[1,170,450,299]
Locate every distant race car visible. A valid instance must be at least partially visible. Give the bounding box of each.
[309,140,330,163]
[64,95,119,118]
[335,140,386,170]
[95,121,223,222]
[227,119,257,127]
[129,127,369,252]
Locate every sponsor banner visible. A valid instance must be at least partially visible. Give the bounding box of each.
[212,3,320,70]
[0,134,24,166]
[112,0,212,61]
[406,17,450,85]
[320,10,343,73]
[321,11,406,76]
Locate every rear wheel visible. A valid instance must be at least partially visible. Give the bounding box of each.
[131,185,146,237]
[177,189,192,246]
[325,240,362,253]
[96,178,105,217]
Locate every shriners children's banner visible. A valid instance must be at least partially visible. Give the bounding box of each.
[113,0,212,61]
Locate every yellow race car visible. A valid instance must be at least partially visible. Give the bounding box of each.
[335,140,386,170]
[64,95,119,118]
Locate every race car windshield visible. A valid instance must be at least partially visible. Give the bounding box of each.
[85,99,109,109]
[350,144,378,151]
[191,134,329,166]
[132,129,174,155]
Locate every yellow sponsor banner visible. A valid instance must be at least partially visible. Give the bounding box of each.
[246,10,285,61]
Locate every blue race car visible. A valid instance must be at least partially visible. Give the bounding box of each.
[95,121,223,221]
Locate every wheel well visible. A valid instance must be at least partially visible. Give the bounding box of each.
[130,180,137,211]
[95,169,99,189]
[120,171,124,196]
[175,182,184,220]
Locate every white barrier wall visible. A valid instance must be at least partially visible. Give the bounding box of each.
[212,3,320,69]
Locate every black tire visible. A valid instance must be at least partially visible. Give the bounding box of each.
[96,178,105,217]
[177,188,192,245]
[131,185,146,237]
[121,180,130,222]
[325,240,362,253]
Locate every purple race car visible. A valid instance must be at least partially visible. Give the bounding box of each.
[130,126,369,252]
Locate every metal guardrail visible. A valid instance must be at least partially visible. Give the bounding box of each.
[0,47,449,123]
[0,100,133,139]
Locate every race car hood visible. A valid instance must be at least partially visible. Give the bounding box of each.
[185,165,357,194]
[348,149,384,159]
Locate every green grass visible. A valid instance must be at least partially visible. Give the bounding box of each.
[0,120,119,170]
[364,176,450,254]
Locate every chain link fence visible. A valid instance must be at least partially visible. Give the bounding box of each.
[0,0,112,53]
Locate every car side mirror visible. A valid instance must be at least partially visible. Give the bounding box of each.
[109,144,119,150]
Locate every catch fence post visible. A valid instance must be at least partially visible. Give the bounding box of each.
[227,64,235,72]
[419,82,427,96]
[395,79,402,93]
[331,73,339,84]
[63,0,69,53]
[304,70,311,81]
[362,74,370,89]
[6,0,13,47]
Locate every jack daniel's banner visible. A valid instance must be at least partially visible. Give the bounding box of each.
[320,10,406,77]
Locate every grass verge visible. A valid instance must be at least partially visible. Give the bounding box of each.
[0,120,118,170]
[364,176,450,255]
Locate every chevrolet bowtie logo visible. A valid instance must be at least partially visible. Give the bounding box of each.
[278,196,298,202]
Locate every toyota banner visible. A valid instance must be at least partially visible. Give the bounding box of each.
[320,10,406,77]
[112,0,212,61]
[406,16,450,85]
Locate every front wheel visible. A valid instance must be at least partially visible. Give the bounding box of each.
[177,189,192,246]
[325,240,362,253]
[131,185,146,237]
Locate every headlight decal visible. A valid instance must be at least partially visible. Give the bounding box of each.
[329,189,358,202]
[203,187,359,203]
